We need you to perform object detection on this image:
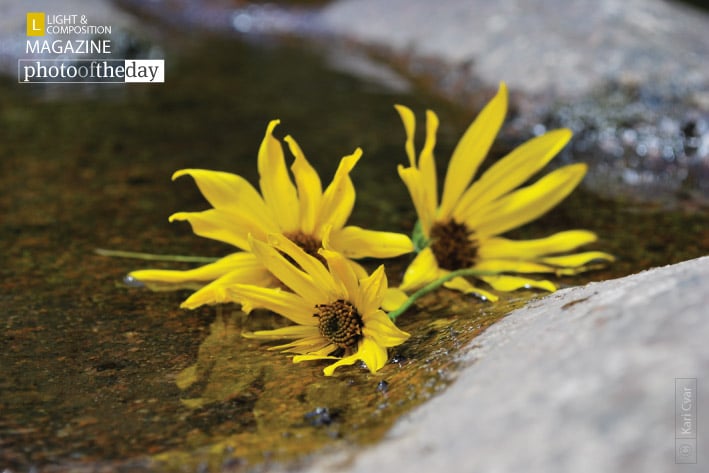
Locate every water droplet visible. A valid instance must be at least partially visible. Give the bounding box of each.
[304,407,333,426]
[123,275,145,288]
[376,380,389,393]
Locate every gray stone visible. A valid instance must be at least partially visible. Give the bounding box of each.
[304,256,709,473]
[319,0,709,98]
[319,0,709,201]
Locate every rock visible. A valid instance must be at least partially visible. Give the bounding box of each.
[319,0,709,202]
[320,0,709,98]
[304,256,709,473]
[523,83,709,204]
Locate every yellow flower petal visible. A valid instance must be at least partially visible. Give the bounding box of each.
[172,169,271,218]
[169,208,269,251]
[471,163,587,237]
[124,274,203,292]
[321,226,370,280]
[473,259,561,274]
[394,104,417,167]
[357,265,387,316]
[319,336,389,376]
[381,287,409,312]
[539,251,616,268]
[317,148,361,235]
[321,354,361,375]
[128,252,252,285]
[268,335,331,354]
[348,260,369,280]
[247,331,332,356]
[438,82,508,220]
[320,249,359,301]
[285,135,323,234]
[267,233,340,295]
[257,119,300,232]
[180,265,275,309]
[420,110,440,219]
[477,230,599,260]
[328,225,413,259]
[361,310,410,347]
[399,247,441,292]
[443,276,499,302]
[242,325,318,341]
[353,336,390,374]
[480,274,557,293]
[398,165,435,235]
[249,236,328,303]
[453,128,572,222]
[228,284,315,325]
[292,352,339,364]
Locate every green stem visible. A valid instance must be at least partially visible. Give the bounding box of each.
[388,268,499,321]
[94,248,219,263]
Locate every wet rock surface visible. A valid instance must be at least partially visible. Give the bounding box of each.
[513,82,709,203]
[304,256,709,473]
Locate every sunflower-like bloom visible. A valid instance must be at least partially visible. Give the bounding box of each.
[396,82,614,301]
[129,120,414,309]
[232,234,410,375]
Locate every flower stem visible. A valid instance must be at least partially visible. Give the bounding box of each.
[388,268,499,321]
[94,248,219,263]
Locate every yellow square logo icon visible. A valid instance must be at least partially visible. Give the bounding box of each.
[27,12,45,36]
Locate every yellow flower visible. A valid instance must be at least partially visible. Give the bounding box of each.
[129,120,414,309]
[234,234,410,376]
[396,82,614,301]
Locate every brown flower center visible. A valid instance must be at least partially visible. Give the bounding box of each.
[429,219,479,271]
[283,231,326,266]
[314,299,363,351]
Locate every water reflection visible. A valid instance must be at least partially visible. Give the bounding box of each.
[176,308,263,410]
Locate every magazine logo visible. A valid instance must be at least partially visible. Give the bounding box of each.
[26,12,44,36]
[19,59,165,83]
[19,11,165,84]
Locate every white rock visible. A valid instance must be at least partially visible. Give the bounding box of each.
[319,0,709,98]
[307,256,709,473]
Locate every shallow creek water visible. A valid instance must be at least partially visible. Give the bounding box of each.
[1,35,708,472]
